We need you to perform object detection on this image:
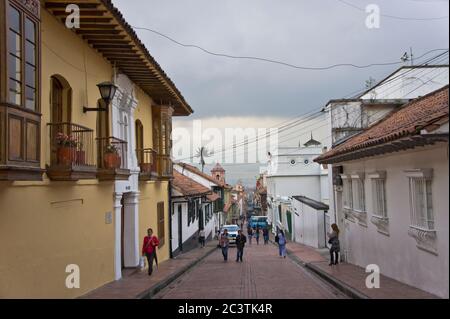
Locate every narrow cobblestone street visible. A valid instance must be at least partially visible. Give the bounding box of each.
[153,239,347,299]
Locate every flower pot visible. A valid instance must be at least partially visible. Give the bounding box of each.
[104,153,120,169]
[57,147,76,166]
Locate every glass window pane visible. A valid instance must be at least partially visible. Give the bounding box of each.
[8,31,21,57]
[8,54,21,81]
[26,41,35,65]
[25,87,36,110]
[8,5,21,33]
[8,79,22,105]
[25,64,35,88]
[25,18,35,43]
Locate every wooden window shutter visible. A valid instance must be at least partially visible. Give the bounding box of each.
[157,202,165,247]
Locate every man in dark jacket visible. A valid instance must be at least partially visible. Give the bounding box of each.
[235,230,247,262]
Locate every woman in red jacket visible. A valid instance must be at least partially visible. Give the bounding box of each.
[142,228,159,276]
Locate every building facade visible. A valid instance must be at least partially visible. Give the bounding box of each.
[0,0,192,298]
[316,86,449,298]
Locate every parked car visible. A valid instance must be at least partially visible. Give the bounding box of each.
[219,224,240,245]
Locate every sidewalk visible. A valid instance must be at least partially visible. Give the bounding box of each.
[80,242,217,299]
[278,238,439,299]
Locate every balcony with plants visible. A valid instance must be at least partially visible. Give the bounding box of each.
[97,137,130,180]
[136,148,158,181]
[46,123,97,181]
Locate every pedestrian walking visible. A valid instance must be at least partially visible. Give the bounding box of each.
[142,228,160,276]
[276,229,287,258]
[219,229,230,261]
[254,227,260,245]
[247,227,253,245]
[199,228,206,248]
[327,224,340,266]
[235,230,247,262]
[263,227,269,245]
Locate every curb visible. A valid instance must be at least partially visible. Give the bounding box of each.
[304,263,369,299]
[269,238,369,299]
[137,245,217,299]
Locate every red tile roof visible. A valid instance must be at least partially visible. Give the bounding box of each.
[316,86,449,164]
[176,162,226,187]
[206,193,221,202]
[172,171,211,197]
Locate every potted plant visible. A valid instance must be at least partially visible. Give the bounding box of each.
[56,132,77,166]
[104,144,121,169]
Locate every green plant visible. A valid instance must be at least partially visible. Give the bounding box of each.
[105,144,119,154]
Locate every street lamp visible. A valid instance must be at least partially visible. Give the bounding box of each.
[83,82,118,113]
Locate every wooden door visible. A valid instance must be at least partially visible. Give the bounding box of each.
[51,77,63,124]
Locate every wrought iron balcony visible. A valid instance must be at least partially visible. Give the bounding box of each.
[136,148,158,181]
[46,122,97,181]
[97,137,130,180]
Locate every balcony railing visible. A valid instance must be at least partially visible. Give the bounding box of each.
[46,122,97,181]
[157,154,173,180]
[97,137,130,180]
[136,148,158,181]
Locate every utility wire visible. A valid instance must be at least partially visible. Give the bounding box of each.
[175,51,448,161]
[335,0,449,21]
[132,25,448,71]
[179,57,449,162]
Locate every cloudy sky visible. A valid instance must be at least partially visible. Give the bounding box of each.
[113,0,448,116]
[112,0,448,184]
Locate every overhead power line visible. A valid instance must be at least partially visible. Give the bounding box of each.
[335,0,449,21]
[132,25,447,71]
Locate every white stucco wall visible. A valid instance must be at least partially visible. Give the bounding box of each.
[338,144,449,298]
[292,199,327,248]
[266,175,322,201]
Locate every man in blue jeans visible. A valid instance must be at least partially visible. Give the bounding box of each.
[220,229,230,261]
[235,230,247,262]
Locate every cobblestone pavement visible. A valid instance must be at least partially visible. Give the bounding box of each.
[153,240,348,299]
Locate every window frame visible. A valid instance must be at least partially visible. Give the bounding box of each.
[368,171,387,219]
[1,0,42,181]
[405,169,434,231]
[4,0,41,113]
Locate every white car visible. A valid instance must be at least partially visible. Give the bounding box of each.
[220,224,240,244]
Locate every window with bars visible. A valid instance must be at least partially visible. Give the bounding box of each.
[408,176,434,230]
[371,177,387,218]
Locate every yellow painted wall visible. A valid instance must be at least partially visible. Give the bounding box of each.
[40,9,114,164]
[134,86,154,149]
[1,8,174,298]
[0,181,115,298]
[0,10,117,298]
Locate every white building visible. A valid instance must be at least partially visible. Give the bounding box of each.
[316,86,449,298]
[291,196,329,249]
[265,136,329,237]
[174,162,227,239]
[324,65,449,228]
[171,170,216,256]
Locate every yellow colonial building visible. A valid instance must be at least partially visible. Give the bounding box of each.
[0,0,193,298]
